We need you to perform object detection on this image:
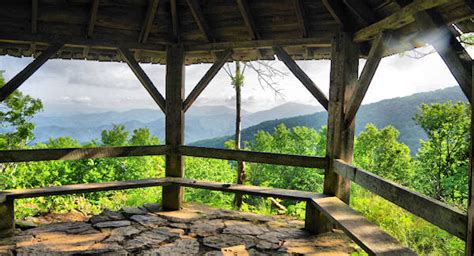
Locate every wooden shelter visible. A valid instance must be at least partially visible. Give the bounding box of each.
[0,0,473,254]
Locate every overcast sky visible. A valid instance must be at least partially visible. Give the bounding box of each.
[0,46,471,115]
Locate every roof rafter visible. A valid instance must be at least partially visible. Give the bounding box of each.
[236,0,260,40]
[170,0,180,42]
[187,0,213,42]
[139,0,160,43]
[342,0,376,27]
[32,0,38,33]
[87,0,100,38]
[292,0,309,38]
[273,46,329,110]
[322,0,355,32]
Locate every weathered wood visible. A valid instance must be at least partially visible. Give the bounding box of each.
[187,0,213,42]
[169,177,325,201]
[183,49,232,112]
[322,0,355,32]
[344,32,391,126]
[354,0,451,42]
[0,200,14,238]
[342,0,376,27]
[0,178,170,204]
[170,0,179,42]
[333,159,467,240]
[319,31,358,233]
[31,0,38,33]
[119,47,166,112]
[273,46,329,110]
[236,0,260,40]
[466,61,474,255]
[414,10,472,102]
[163,45,185,211]
[0,43,62,102]
[177,145,328,169]
[0,145,169,163]
[139,0,160,43]
[87,0,100,38]
[293,0,309,38]
[311,197,415,255]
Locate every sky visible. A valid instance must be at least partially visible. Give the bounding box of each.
[0,45,470,115]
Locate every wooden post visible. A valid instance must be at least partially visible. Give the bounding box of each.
[466,63,474,255]
[0,199,14,238]
[305,30,359,233]
[162,45,185,211]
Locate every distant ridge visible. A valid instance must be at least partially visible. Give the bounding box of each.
[191,86,467,154]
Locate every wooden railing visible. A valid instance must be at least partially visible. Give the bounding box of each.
[333,159,467,240]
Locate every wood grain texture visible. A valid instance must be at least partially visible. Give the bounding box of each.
[178,145,328,169]
[236,0,259,40]
[139,0,160,43]
[0,200,14,238]
[163,45,185,210]
[87,0,100,38]
[466,62,474,254]
[119,47,166,112]
[0,145,169,163]
[187,0,213,42]
[273,46,329,110]
[311,197,415,255]
[333,159,467,240]
[0,43,63,102]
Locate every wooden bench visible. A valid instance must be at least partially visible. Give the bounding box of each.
[311,197,415,255]
[0,177,414,255]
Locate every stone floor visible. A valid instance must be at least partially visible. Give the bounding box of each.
[0,203,356,255]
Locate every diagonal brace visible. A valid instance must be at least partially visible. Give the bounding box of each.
[119,47,166,113]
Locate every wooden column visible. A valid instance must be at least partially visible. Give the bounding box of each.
[305,30,359,233]
[162,45,185,211]
[0,200,14,238]
[466,63,474,255]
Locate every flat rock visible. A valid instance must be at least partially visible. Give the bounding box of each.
[121,206,147,216]
[156,210,203,223]
[145,237,200,255]
[105,226,141,242]
[130,214,166,228]
[89,209,125,224]
[123,231,169,251]
[93,220,131,229]
[190,219,224,237]
[143,203,162,213]
[223,220,269,236]
[154,226,185,238]
[203,234,256,249]
[24,221,97,235]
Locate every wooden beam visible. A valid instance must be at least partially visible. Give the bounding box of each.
[0,145,169,163]
[342,0,376,27]
[311,197,415,255]
[139,0,160,43]
[87,0,100,38]
[183,49,232,111]
[169,178,325,201]
[344,32,391,126]
[31,0,38,33]
[178,145,328,169]
[170,0,180,42]
[236,0,259,40]
[0,43,62,102]
[322,0,355,32]
[333,159,467,240]
[354,0,451,42]
[293,0,309,38]
[0,200,14,238]
[0,178,171,204]
[414,10,472,102]
[187,0,213,42]
[320,31,359,232]
[466,60,474,256]
[163,45,185,211]
[119,47,166,112]
[273,46,329,110]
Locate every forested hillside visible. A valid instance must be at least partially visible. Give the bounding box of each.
[193,86,467,153]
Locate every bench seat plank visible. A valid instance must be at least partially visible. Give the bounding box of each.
[0,178,170,203]
[311,197,415,255]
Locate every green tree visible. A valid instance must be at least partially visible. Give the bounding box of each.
[129,128,160,146]
[0,71,43,150]
[101,124,129,146]
[414,102,470,206]
[354,124,414,185]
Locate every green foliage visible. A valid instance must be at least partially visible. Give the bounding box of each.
[414,102,470,206]
[0,71,43,150]
[354,124,414,185]
[101,124,129,146]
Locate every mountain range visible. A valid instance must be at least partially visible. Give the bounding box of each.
[192,86,468,154]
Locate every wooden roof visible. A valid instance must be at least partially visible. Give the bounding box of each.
[0,0,473,64]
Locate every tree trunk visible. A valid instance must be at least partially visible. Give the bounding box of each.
[234,61,246,209]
